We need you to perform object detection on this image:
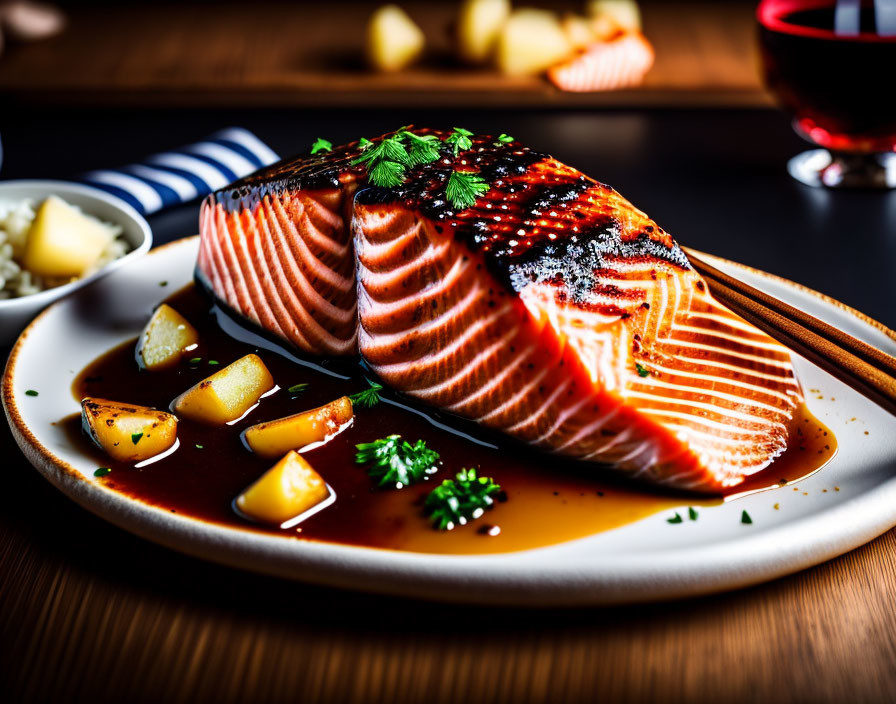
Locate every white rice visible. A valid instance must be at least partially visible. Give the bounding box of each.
[0,197,128,299]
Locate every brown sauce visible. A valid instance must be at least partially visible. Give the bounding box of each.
[65,285,837,555]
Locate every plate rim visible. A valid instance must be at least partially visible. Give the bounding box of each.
[4,235,896,606]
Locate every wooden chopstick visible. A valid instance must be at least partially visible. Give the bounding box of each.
[682,247,896,417]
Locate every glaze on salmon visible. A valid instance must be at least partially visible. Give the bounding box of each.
[197,130,802,492]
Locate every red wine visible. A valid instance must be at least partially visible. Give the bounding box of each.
[758,0,896,153]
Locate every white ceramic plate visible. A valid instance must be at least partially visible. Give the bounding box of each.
[4,236,896,606]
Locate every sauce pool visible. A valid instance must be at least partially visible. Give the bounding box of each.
[65,285,837,555]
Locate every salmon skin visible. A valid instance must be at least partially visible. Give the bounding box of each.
[198,129,802,493]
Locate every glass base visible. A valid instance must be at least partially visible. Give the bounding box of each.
[788,150,896,189]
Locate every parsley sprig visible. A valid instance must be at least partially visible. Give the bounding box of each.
[493,133,514,146]
[446,171,490,211]
[424,468,502,531]
[355,435,440,488]
[310,137,332,154]
[351,126,491,212]
[403,131,442,165]
[348,380,383,408]
[445,127,473,155]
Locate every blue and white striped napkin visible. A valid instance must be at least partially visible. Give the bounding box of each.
[80,127,280,215]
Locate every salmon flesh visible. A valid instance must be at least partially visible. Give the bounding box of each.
[197,129,802,492]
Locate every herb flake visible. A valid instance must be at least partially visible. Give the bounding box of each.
[446,170,490,211]
[635,363,650,378]
[310,137,332,154]
[424,468,501,531]
[24,389,38,397]
[444,126,473,155]
[401,130,441,166]
[355,435,440,489]
[741,510,753,525]
[349,380,383,408]
[688,506,698,521]
[667,512,683,524]
[94,467,111,477]
[493,133,514,146]
[288,383,309,394]
[131,432,143,445]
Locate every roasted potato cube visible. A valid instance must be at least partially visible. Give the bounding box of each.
[366,4,425,72]
[561,13,597,50]
[173,354,274,425]
[457,0,510,64]
[23,196,111,278]
[587,0,642,33]
[495,9,572,76]
[81,397,178,463]
[236,451,332,526]
[244,396,354,459]
[136,304,199,371]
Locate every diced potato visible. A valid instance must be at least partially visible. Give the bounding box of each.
[367,4,425,72]
[23,196,111,278]
[236,451,331,526]
[590,13,624,41]
[173,354,274,425]
[561,13,597,50]
[81,397,178,463]
[244,396,354,459]
[135,304,200,371]
[495,9,572,76]
[587,0,642,33]
[457,0,511,64]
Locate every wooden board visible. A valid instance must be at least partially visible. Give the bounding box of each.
[0,1,771,108]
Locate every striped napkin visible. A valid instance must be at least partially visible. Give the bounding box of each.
[80,127,279,215]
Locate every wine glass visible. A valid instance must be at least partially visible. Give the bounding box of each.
[758,0,896,188]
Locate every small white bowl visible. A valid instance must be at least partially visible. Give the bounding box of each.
[0,180,152,345]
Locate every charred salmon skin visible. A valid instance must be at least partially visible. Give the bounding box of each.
[197,129,802,492]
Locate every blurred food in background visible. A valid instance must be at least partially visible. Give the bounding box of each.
[0,0,65,56]
[365,0,653,91]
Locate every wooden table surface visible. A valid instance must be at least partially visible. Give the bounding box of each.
[2,106,896,703]
[0,0,769,108]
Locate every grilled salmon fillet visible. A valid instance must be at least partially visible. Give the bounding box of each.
[197,129,802,492]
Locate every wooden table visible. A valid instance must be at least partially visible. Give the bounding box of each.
[2,106,896,703]
[0,1,769,108]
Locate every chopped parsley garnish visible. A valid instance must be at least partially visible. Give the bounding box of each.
[446,170,490,211]
[159,281,168,287]
[368,158,406,188]
[288,383,309,394]
[208,360,219,366]
[351,129,443,188]
[131,432,143,445]
[310,137,332,154]
[424,468,501,531]
[355,435,440,489]
[741,510,753,524]
[188,357,202,365]
[493,133,514,146]
[195,444,204,450]
[348,380,382,408]
[635,362,650,378]
[444,126,473,155]
[94,467,111,477]
[667,512,683,524]
[24,389,38,397]
[402,130,441,166]
[688,506,699,521]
